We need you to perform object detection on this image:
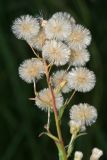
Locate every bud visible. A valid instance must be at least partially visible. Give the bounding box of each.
[69,120,84,135]
[74,151,83,160]
[90,148,103,160]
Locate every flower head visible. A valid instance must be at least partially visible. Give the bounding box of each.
[69,67,96,92]
[42,40,70,66]
[90,148,103,160]
[67,24,91,49]
[52,12,75,24]
[12,15,40,40]
[19,58,44,83]
[27,29,46,50]
[69,48,90,66]
[69,120,85,135]
[52,70,72,93]
[45,13,71,40]
[70,103,97,127]
[35,88,63,111]
[74,151,83,160]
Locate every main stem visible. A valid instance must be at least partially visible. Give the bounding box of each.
[45,62,67,160]
[49,83,67,160]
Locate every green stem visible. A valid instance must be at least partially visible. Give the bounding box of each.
[49,84,67,160]
[44,62,67,160]
[67,134,77,158]
[65,90,76,107]
[46,107,50,131]
[56,143,67,160]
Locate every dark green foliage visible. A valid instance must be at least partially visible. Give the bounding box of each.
[0,0,107,159]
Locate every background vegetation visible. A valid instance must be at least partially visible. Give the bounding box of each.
[0,0,107,159]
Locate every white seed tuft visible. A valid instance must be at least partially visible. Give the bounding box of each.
[12,15,40,40]
[67,24,91,49]
[70,103,97,127]
[42,40,70,66]
[69,48,90,66]
[45,13,72,40]
[19,58,44,83]
[68,67,96,92]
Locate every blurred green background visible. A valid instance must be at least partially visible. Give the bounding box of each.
[0,0,107,159]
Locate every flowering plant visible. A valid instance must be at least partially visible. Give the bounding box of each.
[12,12,103,160]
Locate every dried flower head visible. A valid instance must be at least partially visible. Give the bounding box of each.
[27,29,46,50]
[74,151,83,160]
[52,70,72,93]
[35,88,63,111]
[12,15,40,40]
[90,148,103,160]
[19,58,44,83]
[45,13,71,40]
[42,40,70,66]
[69,67,96,92]
[69,48,90,66]
[70,103,97,127]
[67,24,91,49]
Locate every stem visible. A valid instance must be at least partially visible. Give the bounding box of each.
[33,79,37,96]
[49,82,67,160]
[65,90,76,107]
[39,132,59,143]
[46,108,50,131]
[27,42,41,58]
[56,143,67,160]
[44,62,67,160]
[49,84,63,141]
[67,134,77,158]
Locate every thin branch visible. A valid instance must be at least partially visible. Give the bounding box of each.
[38,132,59,143]
[27,42,41,58]
[65,90,76,107]
[46,107,50,131]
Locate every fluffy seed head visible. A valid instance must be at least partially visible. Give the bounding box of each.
[74,151,83,160]
[70,103,97,127]
[12,15,40,40]
[45,13,72,40]
[35,88,63,111]
[52,12,75,24]
[90,148,103,160]
[69,67,96,92]
[27,29,46,50]
[69,48,90,66]
[42,40,70,66]
[52,70,72,93]
[19,58,44,83]
[67,24,91,49]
